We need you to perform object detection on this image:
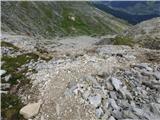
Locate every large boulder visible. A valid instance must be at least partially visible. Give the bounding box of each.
[20,102,41,119]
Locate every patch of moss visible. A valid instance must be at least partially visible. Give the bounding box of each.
[1,53,39,120]
[2,53,39,84]
[113,36,134,46]
[1,41,19,50]
[20,1,29,8]
[42,7,53,18]
[1,94,24,120]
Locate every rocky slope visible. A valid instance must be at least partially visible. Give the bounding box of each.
[90,17,160,50]
[1,1,129,38]
[1,1,160,120]
[1,33,160,120]
[123,17,160,49]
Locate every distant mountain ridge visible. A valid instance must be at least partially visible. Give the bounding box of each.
[93,1,160,24]
[124,17,160,49]
[1,1,129,38]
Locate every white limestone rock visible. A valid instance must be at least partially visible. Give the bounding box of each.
[20,102,41,119]
[0,70,6,76]
[111,77,122,91]
[88,94,102,108]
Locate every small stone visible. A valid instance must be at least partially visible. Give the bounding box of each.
[41,115,45,120]
[133,63,152,71]
[106,82,114,91]
[20,102,41,119]
[117,99,129,108]
[4,74,11,82]
[108,98,119,110]
[87,75,101,87]
[156,97,160,103]
[1,83,10,90]
[0,90,8,94]
[108,116,116,120]
[111,77,122,91]
[123,110,139,119]
[88,94,102,108]
[119,86,132,100]
[133,107,150,119]
[0,70,6,76]
[95,107,104,118]
[150,103,160,115]
[64,89,74,97]
[109,91,117,100]
[82,90,91,100]
[112,110,122,119]
[101,113,109,120]
[153,72,160,80]
[97,70,107,78]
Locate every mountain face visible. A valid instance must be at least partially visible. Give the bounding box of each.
[93,1,160,24]
[1,1,160,120]
[1,1,129,38]
[123,17,160,49]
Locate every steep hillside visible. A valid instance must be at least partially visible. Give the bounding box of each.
[1,2,160,120]
[123,17,160,49]
[92,17,160,50]
[1,1,129,38]
[93,1,160,24]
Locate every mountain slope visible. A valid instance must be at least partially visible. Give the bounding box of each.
[124,17,160,49]
[93,1,160,24]
[1,1,129,38]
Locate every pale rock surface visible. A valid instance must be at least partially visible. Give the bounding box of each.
[20,102,41,119]
[0,70,6,76]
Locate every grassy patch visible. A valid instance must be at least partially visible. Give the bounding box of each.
[20,1,29,8]
[113,35,134,46]
[60,8,114,36]
[1,94,24,120]
[1,41,19,50]
[42,6,53,18]
[1,53,39,120]
[61,8,92,35]
[2,53,39,84]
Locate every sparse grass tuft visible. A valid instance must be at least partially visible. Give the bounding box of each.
[113,35,134,46]
[2,53,39,84]
[1,94,24,120]
[1,53,39,120]
[1,41,19,50]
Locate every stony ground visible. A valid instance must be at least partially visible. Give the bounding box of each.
[1,33,160,120]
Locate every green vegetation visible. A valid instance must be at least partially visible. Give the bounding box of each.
[61,8,90,35]
[41,6,53,18]
[113,35,134,46]
[20,1,29,8]
[60,8,113,36]
[1,52,39,120]
[1,94,24,120]
[1,41,19,51]
[2,53,39,84]
[2,2,129,38]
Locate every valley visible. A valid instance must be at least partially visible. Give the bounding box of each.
[1,1,160,120]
